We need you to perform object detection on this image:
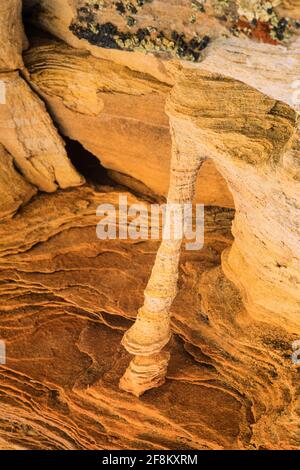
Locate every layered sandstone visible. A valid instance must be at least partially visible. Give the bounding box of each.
[0,0,84,205]
[119,35,300,444]
[0,0,25,71]
[0,144,36,219]
[164,39,300,446]
[23,33,233,207]
[0,0,299,452]
[0,184,240,450]
[0,71,84,192]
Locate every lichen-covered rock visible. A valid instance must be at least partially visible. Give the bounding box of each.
[23,0,300,65]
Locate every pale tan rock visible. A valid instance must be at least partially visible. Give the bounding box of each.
[0,71,84,192]
[167,37,300,331]
[120,118,206,394]
[24,37,170,112]
[0,0,84,208]
[199,37,300,112]
[119,36,300,442]
[0,144,36,219]
[237,0,281,22]
[120,34,300,394]
[279,0,300,19]
[159,37,300,444]
[119,351,171,397]
[0,0,26,71]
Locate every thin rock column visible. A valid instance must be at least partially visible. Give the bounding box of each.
[120,125,205,396]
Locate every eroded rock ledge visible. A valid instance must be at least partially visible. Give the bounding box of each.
[23,31,234,208]
[0,0,84,218]
[0,0,299,451]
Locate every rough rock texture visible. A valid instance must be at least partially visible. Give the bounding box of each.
[279,0,300,19]
[0,0,84,200]
[22,0,226,76]
[0,144,36,220]
[0,71,84,192]
[120,124,206,396]
[174,36,300,326]
[23,0,300,59]
[21,0,299,207]
[118,35,300,443]
[164,37,300,447]
[24,34,233,207]
[0,0,300,451]
[0,184,245,450]
[0,0,25,71]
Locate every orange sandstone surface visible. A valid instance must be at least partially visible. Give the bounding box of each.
[0,0,299,450]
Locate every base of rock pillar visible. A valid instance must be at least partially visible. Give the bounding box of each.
[119,350,171,397]
[121,309,172,356]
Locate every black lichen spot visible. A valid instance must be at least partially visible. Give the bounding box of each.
[136,27,148,41]
[115,1,126,14]
[126,16,136,27]
[69,21,122,49]
[279,17,288,28]
[274,17,288,40]
[127,3,138,14]
[176,34,210,60]
[77,6,95,23]
[198,35,210,49]
[191,0,205,13]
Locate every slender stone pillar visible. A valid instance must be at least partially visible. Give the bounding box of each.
[120,126,205,396]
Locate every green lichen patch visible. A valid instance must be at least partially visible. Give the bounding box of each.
[214,0,297,44]
[69,0,298,60]
[69,2,211,61]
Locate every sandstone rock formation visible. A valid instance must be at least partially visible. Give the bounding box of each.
[21,0,300,205]
[0,144,36,219]
[0,0,26,71]
[23,33,233,207]
[120,126,206,395]
[0,0,300,451]
[164,41,300,447]
[0,71,84,192]
[120,34,300,415]
[0,0,84,206]
[0,184,238,450]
